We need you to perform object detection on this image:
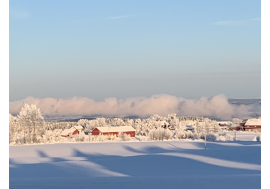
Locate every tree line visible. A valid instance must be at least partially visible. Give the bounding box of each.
[9,103,235,145]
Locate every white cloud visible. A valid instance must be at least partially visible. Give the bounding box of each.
[9,94,260,120]
[211,18,261,26]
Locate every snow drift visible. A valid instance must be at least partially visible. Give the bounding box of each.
[9,94,259,120]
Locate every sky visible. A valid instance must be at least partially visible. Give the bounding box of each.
[9,0,261,102]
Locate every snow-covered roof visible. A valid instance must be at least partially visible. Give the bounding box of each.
[245,119,261,126]
[96,126,135,133]
[60,129,76,136]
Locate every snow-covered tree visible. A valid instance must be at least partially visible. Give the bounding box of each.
[17,104,44,143]
[167,113,179,130]
[118,132,132,141]
[9,114,18,144]
[231,118,243,130]
[134,118,142,134]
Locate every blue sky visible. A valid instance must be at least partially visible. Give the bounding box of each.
[9,0,261,101]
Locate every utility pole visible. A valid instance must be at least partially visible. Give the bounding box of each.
[204,120,206,149]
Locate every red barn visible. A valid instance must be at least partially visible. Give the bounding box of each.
[91,126,136,137]
[243,118,261,132]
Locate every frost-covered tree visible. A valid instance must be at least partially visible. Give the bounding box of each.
[73,131,86,142]
[9,114,18,144]
[231,118,243,130]
[148,127,173,141]
[77,119,89,128]
[17,104,44,143]
[232,118,242,124]
[118,132,132,141]
[97,117,107,126]
[10,111,241,145]
[167,113,179,130]
[134,118,142,134]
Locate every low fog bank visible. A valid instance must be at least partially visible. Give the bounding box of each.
[9,94,260,120]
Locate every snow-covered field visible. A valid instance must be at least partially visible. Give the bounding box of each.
[10,132,261,189]
[225,131,261,141]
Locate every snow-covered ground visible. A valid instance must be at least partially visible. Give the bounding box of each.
[225,131,261,141]
[10,132,261,189]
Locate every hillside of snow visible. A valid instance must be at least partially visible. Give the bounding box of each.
[10,140,261,189]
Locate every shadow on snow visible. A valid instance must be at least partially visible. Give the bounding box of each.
[10,141,261,179]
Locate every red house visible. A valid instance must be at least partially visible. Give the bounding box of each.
[243,118,261,132]
[60,129,79,137]
[91,126,136,137]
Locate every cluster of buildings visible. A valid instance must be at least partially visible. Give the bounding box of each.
[60,125,136,139]
[218,118,261,132]
[59,118,261,138]
[59,120,196,138]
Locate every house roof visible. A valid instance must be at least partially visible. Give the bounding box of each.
[96,126,136,133]
[245,118,261,126]
[60,129,77,136]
